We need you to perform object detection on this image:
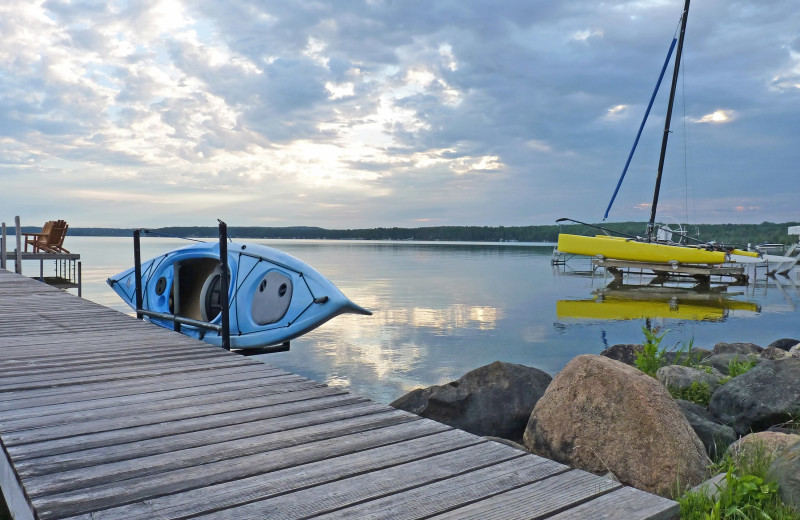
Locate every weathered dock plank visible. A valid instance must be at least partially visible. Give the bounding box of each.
[0,269,679,520]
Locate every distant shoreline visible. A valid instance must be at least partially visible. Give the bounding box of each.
[4,221,799,246]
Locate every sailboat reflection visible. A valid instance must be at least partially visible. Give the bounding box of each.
[557,284,761,322]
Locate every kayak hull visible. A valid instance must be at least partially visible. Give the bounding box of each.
[108,241,370,349]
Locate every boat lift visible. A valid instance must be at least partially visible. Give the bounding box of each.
[766,226,800,276]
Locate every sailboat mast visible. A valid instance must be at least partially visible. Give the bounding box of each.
[647,0,691,240]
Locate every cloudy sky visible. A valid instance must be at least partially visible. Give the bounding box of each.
[1,0,798,229]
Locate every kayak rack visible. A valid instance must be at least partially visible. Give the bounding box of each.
[133,221,232,350]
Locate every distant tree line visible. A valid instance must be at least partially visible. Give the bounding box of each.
[46,221,799,246]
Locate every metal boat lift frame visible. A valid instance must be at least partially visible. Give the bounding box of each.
[592,257,748,289]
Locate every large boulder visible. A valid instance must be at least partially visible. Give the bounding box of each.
[676,400,737,460]
[390,361,552,441]
[709,358,800,436]
[767,438,800,508]
[523,355,710,496]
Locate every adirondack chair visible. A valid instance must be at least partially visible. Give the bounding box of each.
[23,220,70,253]
[23,221,53,252]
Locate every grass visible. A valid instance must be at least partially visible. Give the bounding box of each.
[677,440,800,519]
[634,326,669,377]
[632,328,799,517]
[727,357,758,378]
[669,380,713,406]
[634,326,701,377]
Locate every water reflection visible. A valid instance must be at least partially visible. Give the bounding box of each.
[57,237,800,405]
[385,305,500,330]
[557,285,761,322]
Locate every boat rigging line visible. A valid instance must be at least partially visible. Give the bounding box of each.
[556,218,637,239]
[603,22,680,222]
[648,0,691,240]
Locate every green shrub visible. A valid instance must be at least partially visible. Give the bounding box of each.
[672,338,701,367]
[728,357,757,378]
[635,327,668,377]
[678,466,796,519]
[670,381,712,406]
[678,445,800,519]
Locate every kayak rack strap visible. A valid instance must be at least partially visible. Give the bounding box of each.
[136,309,223,333]
[133,221,232,350]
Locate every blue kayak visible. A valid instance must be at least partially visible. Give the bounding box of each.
[107,241,371,349]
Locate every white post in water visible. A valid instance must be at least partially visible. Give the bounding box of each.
[14,216,22,274]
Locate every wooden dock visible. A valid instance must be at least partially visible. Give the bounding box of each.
[0,269,679,519]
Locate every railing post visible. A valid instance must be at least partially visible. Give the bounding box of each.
[134,229,143,320]
[1,222,6,270]
[219,221,231,350]
[173,263,182,332]
[14,216,22,274]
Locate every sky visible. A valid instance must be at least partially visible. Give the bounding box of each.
[1,0,799,229]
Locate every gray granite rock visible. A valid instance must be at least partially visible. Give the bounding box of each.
[391,361,552,441]
[709,358,800,436]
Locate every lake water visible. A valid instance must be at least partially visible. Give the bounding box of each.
[18,236,800,404]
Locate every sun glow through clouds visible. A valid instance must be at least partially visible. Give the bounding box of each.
[695,110,736,124]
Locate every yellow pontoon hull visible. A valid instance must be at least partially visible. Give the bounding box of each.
[557,298,759,322]
[557,234,727,265]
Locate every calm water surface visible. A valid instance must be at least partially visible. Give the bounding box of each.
[37,236,800,404]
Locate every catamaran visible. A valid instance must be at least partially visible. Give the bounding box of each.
[556,0,758,267]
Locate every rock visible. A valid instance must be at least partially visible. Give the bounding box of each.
[713,342,763,355]
[768,425,800,435]
[767,438,800,508]
[690,472,728,502]
[700,353,760,375]
[790,345,800,358]
[390,386,436,415]
[761,346,788,360]
[390,361,552,441]
[523,355,710,496]
[600,343,643,366]
[657,365,725,398]
[728,431,800,469]
[709,358,800,436]
[676,399,737,460]
[663,348,713,366]
[768,338,800,351]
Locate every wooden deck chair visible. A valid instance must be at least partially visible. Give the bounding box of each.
[41,220,70,253]
[23,221,54,252]
[23,220,70,253]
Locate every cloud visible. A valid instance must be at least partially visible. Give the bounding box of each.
[0,0,798,227]
[693,109,736,124]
